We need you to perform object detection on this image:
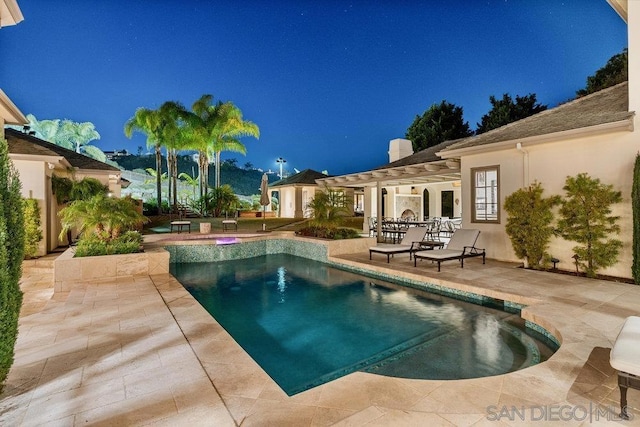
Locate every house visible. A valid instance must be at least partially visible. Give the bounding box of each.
[270,169,350,218]
[6,128,123,256]
[319,138,463,230]
[320,0,638,278]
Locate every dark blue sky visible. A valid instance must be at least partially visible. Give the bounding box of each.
[1,1,627,175]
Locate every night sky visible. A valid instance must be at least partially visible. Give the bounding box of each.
[1,0,627,175]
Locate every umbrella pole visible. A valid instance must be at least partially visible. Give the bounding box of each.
[262,206,266,231]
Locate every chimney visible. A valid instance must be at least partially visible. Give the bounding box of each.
[388,138,413,163]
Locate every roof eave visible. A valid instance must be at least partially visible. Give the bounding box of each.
[438,118,635,159]
[0,88,27,125]
[606,0,628,22]
[317,159,461,187]
[0,0,24,27]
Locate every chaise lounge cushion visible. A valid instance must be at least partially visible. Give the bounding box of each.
[369,226,428,262]
[413,228,484,270]
[610,316,640,375]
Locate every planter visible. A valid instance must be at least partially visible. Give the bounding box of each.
[53,246,169,292]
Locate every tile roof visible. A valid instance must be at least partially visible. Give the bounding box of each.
[5,127,120,172]
[441,82,632,153]
[270,169,331,187]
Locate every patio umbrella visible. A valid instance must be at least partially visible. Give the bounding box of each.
[259,173,270,231]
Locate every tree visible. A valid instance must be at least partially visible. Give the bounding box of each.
[180,95,259,195]
[504,182,560,269]
[0,137,25,391]
[306,186,352,227]
[19,114,107,161]
[156,101,187,213]
[51,175,108,245]
[59,119,101,154]
[405,100,473,152]
[201,185,239,217]
[125,105,181,213]
[557,173,623,278]
[178,172,198,201]
[577,49,628,97]
[632,154,640,284]
[476,94,547,134]
[59,194,147,243]
[23,198,43,259]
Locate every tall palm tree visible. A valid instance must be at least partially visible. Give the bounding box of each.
[210,102,259,188]
[181,95,259,197]
[185,94,218,199]
[124,108,165,213]
[158,101,188,212]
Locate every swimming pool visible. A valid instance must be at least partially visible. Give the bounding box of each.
[171,253,556,395]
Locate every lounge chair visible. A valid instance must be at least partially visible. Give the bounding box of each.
[413,228,485,271]
[222,211,238,231]
[369,226,428,263]
[611,316,640,419]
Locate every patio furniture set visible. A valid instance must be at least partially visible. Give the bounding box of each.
[369,227,486,271]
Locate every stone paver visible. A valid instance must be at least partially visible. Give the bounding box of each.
[2,250,640,425]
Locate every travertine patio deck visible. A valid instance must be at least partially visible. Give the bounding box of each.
[2,250,639,426]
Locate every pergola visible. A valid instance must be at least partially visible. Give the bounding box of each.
[317,158,461,240]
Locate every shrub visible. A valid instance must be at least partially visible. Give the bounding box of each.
[143,198,169,215]
[59,195,147,257]
[22,198,43,259]
[74,231,143,257]
[306,186,352,227]
[296,225,361,240]
[0,137,25,391]
[557,173,622,278]
[504,182,560,269]
[203,185,239,217]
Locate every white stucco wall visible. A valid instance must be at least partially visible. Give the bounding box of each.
[461,128,638,278]
[11,158,51,256]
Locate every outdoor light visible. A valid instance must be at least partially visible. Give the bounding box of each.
[276,157,287,178]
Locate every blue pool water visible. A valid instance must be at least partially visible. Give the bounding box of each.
[171,254,556,395]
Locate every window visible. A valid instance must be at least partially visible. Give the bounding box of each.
[471,166,500,223]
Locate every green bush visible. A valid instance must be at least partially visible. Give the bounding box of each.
[504,182,560,269]
[557,173,623,278]
[74,231,143,257]
[296,225,361,240]
[0,137,25,392]
[22,198,43,259]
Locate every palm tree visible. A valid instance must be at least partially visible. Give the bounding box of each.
[183,95,218,199]
[59,194,147,243]
[59,120,101,154]
[24,115,107,161]
[181,95,260,198]
[125,108,163,213]
[178,172,198,201]
[25,114,61,142]
[210,102,259,189]
[157,101,188,213]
